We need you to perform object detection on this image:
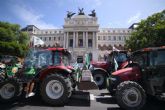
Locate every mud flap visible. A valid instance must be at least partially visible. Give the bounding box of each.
[78,70,98,90]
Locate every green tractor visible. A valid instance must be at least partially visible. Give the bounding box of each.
[0,55,22,102]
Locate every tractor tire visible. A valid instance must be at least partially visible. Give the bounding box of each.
[0,79,21,103]
[116,81,146,110]
[93,71,106,89]
[65,77,73,98]
[40,74,70,106]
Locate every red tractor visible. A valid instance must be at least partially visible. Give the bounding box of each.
[0,48,78,105]
[91,50,129,89]
[107,46,165,110]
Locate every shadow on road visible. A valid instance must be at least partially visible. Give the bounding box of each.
[67,91,90,107]
[0,91,91,110]
[96,92,165,110]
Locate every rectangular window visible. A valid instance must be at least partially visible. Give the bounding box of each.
[44,37,46,41]
[58,37,60,40]
[108,36,111,40]
[78,39,83,47]
[54,51,61,65]
[69,39,73,47]
[113,36,116,41]
[119,36,121,40]
[88,39,92,47]
[98,36,100,40]
[150,50,165,66]
[49,37,51,41]
[103,36,106,40]
[54,37,56,40]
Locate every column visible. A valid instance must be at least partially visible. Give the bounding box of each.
[66,32,69,48]
[95,32,97,49]
[73,32,75,48]
[86,32,88,48]
[63,33,66,48]
[93,32,95,48]
[76,32,78,48]
[83,32,85,48]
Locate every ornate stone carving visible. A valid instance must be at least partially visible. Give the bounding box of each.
[78,8,85,15]
[89,10,96,17]
[67,11,75,18]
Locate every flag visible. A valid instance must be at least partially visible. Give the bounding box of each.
[85,53,90,69]
[114,58,118,71]
[113,46,120,52]
[31,35,44,46]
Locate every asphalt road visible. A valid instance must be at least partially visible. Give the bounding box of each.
[0,89,165,110]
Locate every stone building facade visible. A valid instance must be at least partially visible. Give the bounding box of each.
[22,12,132,61]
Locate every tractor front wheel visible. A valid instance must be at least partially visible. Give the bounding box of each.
[93,71,106,89]
[40,74,69,106]
[116,81,146,110]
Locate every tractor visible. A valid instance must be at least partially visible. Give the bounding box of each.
[0,55,22,102]
[0,47,97,105]
[106,46,165,110]
[91,50,129,89]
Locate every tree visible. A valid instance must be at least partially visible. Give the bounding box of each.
[126,10,165,51]
[0,21,30,57]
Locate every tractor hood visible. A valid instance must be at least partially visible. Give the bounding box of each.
[91,61,109,70]
[66,65,75,72]
[112,67,133,75]
[111,67,141,81]
[48,65,72,73]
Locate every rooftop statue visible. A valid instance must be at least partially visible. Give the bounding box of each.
[78,8,85,15]
[67,11,75,19]
[89,10,96,17]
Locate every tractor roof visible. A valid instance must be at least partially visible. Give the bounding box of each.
[46,48,71,58]
[133,46,165,54]
[47,48,67,51]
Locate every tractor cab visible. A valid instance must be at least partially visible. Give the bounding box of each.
[107,46,165,110]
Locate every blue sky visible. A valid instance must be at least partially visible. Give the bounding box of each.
[0,0,164,29]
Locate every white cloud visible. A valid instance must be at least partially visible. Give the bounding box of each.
[12,4,57,29]
[127,12,141,24]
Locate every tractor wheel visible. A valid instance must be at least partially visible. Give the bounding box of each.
[0,79,21,103]
[40,74,70,106]
[116,81,146,110]
[93,71,106,89]
[65,77,73,97]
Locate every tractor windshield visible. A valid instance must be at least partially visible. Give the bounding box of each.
[54,51,71,66]
[24,49,52,68]
[108,51,128,63]
[62,55,70,66]
[149,50,165,66]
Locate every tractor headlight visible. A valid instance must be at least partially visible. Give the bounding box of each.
[12,67,18,74]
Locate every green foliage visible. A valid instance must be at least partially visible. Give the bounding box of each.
[126,10,165,51]
[0,21,30,57]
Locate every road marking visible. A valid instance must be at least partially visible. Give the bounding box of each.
[90,94,112,100]
[90,94,95,100]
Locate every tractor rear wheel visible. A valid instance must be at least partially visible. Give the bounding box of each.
[0,79,21,103]
[116,81,146,110]
[40,74,70,106]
